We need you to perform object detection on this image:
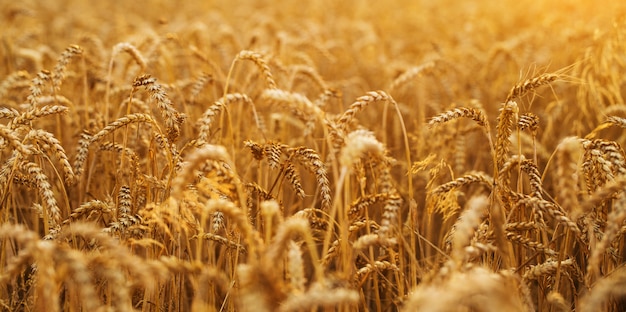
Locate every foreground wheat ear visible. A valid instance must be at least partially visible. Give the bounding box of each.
[3,1,626,311]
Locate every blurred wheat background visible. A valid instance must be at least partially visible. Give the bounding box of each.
[2,0,626,311]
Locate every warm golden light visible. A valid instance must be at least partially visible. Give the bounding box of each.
[1,0,626,311]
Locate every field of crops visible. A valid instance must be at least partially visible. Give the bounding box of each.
[2,0,626,311]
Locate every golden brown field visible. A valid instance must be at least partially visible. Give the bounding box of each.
[2,0,626,311]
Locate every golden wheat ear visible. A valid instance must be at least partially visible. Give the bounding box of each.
[224,50,277,95]
[104,42,147,121]
[132,74,185,142]
[52,44,83,90]
[196,93,255,144]
[586,116,626,139]
[505,73,559,103]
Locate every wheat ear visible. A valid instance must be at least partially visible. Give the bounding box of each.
[586,115,626,139]
[196,93,254,144]
[289,147,332,210]
[505,73,558,103]
[25,129,75,185]
[431,171,494,194]
[278,283,360,312]
[104,42,147,122]
[335,90,392,132]
[495,101,519,172]
[339,130,385,168]
[22,161,61,230]
[11,105,68,128]
[0,70,29,99]
[451,195,489,265]
[52,44,83,90]
[224,50,277,94]
[0,124,31,156]
[172,144,233,194]
[555,137,583,220]
[579,266,626,312]
[133,74,185,141]
[388,60,436,92]
[90,113,158,144]
[27,70,51,108]
[587,194,626,281]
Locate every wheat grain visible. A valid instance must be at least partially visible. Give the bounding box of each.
[72,131,92,180]
[3,2,626,311]
[265,217,313,265]
[348,193,389,217]
[518,112,539,133]
[189,72,214,102]
[55,247,100,311]
[34,241,59,312]
[236,264,276,312]
[65,200,113,223]
[0,107,20,120]
[506,232,558,256]
[111,42,147,71]
[353,233,396,249]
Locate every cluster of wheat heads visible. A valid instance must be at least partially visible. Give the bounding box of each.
[2,0,626,311]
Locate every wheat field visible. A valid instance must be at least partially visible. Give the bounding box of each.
[2,0,626,311]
